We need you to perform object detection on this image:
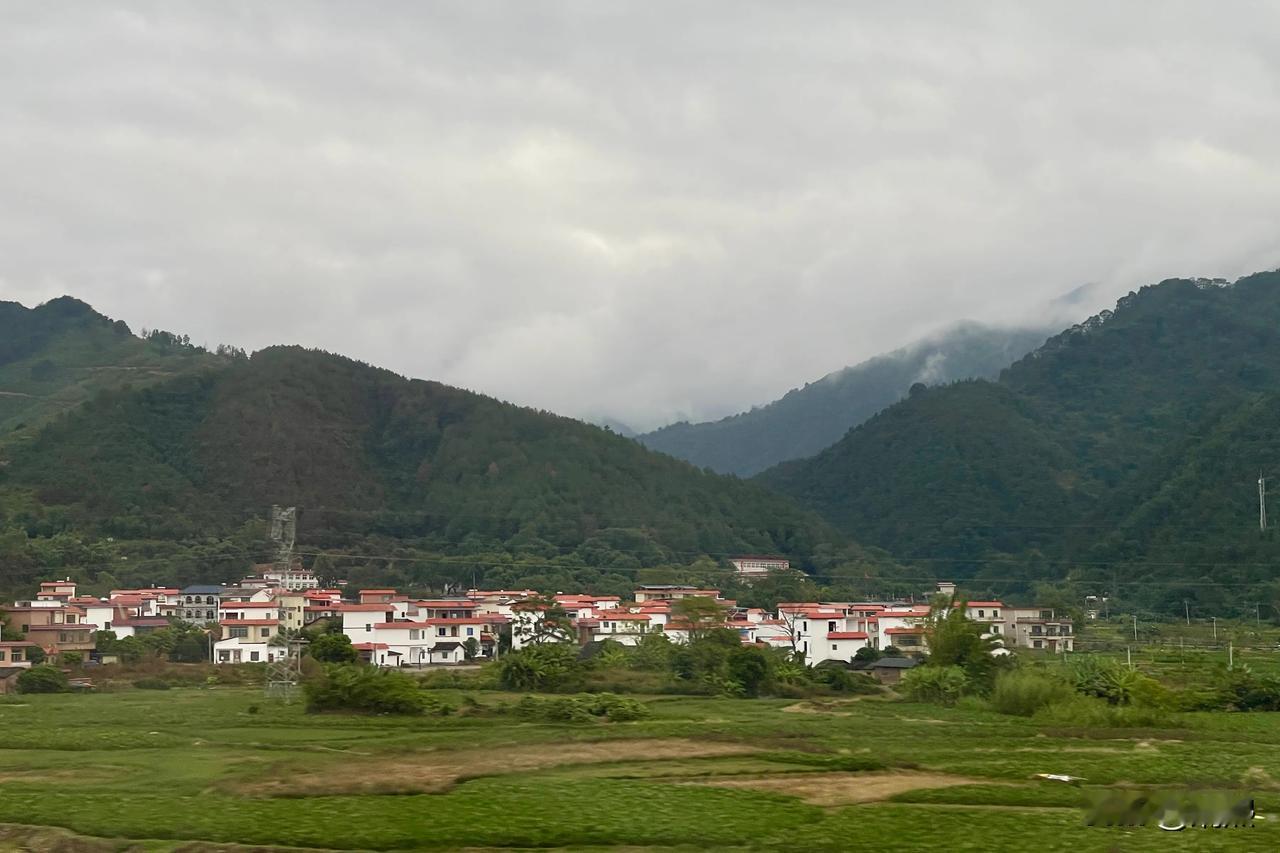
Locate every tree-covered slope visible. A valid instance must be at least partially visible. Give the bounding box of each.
[638,322,1050,476]
[0,296,230,445]
[759,271,1280,611]
[2,346,861,570]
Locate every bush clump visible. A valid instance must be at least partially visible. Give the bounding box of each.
[900,665,968,705]
[510,693,650,723]
[1033,695,1172,728]
[17,665,69,694]
[133,678,172,691]
[988,670,1075,717]
[304,665,453,716]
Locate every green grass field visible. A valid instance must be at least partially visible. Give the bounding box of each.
[1,684,1279,851]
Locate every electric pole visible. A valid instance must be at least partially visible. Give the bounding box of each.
[1184,601,1190,626]
[1133,614,1138,642]
[1261,471,1268,532]
[1212,616,1218,641]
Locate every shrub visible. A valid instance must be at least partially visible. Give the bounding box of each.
[305,665,451,715]
[900,665,968,705]
[497,644,580,691]
[133,678,171,690]
[814,666,881,695]
[1034,695,1172,728]
[727,646,770,697]
[510,693,650,723]
[17,665,69,694]
[988,670,1075,717]
[60,651,83,666]
[308,633,358,664]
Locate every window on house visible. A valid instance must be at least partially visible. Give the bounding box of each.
[0,651,6,661]
[261,628,271,638]
[466,627,474,636]
[206,596,215,604]
[828,620,837,632]
[978,610,985,618]
[437,628,447,637]
[250,651,260,661]
[832,644,838,651]
[1033,640,1043,649]
[410,629,420,640]
[802,621,808,631]
[992,610,999,618]
[230,627,248,639]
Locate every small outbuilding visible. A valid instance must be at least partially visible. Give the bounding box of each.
[866,657,919,685]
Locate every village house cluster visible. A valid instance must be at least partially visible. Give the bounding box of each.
[0,567,1073,681]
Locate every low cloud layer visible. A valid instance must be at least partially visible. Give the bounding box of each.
[4,3,1280,430]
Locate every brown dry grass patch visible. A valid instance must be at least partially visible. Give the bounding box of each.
[691,770,988,806]
[248,737,762,796]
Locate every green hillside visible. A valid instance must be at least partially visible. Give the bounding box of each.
[0,341,892,597]
[638,322,1050,476]
[0,296,230,444]
[760,272,1280,614]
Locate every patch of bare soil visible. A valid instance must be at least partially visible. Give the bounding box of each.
[248,738,762,796]
[692,771,988,806]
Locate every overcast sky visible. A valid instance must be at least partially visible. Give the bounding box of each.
[4,3,1280,431]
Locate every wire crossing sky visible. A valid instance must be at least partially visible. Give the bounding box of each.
[4,2,1280,430]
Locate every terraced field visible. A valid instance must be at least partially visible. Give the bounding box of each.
[0,687,1277,850]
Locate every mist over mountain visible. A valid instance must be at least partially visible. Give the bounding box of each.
[759,271,1280,614]
[637,322,1052,477]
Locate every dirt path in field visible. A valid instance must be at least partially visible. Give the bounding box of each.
[247,737,763,796]
[690,771,992,806]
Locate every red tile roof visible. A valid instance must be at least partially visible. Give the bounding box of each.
[827,631,869,640]
[965,601,1005,608]
[885,627,924,634]
[219,619,279,627]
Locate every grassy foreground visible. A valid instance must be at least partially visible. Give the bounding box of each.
[1,686,1279,850]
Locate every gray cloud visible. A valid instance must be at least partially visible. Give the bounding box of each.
[3,2,1280,430]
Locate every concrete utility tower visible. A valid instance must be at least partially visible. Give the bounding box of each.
[270,505,297,564]
[1260,473,1268,532]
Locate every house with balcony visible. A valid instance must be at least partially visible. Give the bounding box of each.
[214,619,284,663]
[179,586,224,624]
[1,604,96,660]
[1007,607,1074,652]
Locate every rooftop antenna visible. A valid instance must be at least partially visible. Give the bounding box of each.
[1260,472,1268,532]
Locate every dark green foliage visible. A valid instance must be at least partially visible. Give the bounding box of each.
[510,693,650,723]
[0,340,890,596]
[60,651,82,666]
[763,272,1280,613]
[308,633,358,664]
[16,665,69,694]
[498,644,581,691]
[133,678,171,691]
[640,323,1049,476]
[922,606,1002,690]
[726,646,770,697]
[988,670,1074,717]
[304,664,449,715]
[812,666,881,694]
[900,665,968,705]
[853,645,881,662]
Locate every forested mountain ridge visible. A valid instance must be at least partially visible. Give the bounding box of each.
[760,272,1280,613]
[0,296,233,445]
[0,337,896,597]
[637,322,1051,476]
